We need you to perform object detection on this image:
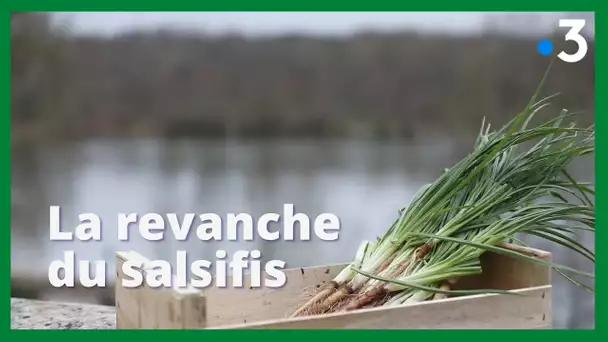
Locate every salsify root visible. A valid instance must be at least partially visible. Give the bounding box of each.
[290,281,339,317]
[415,242,434,260]
[373,252,398,273]
[308,284,354,315]
[342,286,387,311]
[432,282,452,300]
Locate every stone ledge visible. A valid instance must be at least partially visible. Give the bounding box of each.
[11,298,116,329]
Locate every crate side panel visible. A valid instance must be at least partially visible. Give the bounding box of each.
[115,251,207,329]
[219,285,551,330]
[115,254,142,329]
[454,244,552,291]
[181,293,207,329]
[203,263,347,327]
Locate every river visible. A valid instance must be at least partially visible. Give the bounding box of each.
[10,138,595,328]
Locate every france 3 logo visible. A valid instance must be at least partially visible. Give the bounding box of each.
[537,19,590,63]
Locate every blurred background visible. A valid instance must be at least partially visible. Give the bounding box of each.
[11,12,594,328]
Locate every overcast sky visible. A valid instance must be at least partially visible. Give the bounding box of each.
[51,12,595,38]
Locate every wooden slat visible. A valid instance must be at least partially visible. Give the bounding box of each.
[115,253,141,329]
[115,251,206,329]
[201,263,345,326]
[216,285,551,330]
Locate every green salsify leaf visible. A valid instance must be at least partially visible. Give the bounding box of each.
[549,190,570,204]
[540,221,595,234]
[352,267,525,297]
[554,268,595,293]
[408,232,594,279]
[524,229,594,263]
[562,169,594,207]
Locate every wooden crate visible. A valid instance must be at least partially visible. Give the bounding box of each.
[115,244,552,329]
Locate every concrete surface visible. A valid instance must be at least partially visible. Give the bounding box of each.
[11,297,116,329]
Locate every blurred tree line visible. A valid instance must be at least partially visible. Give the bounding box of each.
[11,13,594,148]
